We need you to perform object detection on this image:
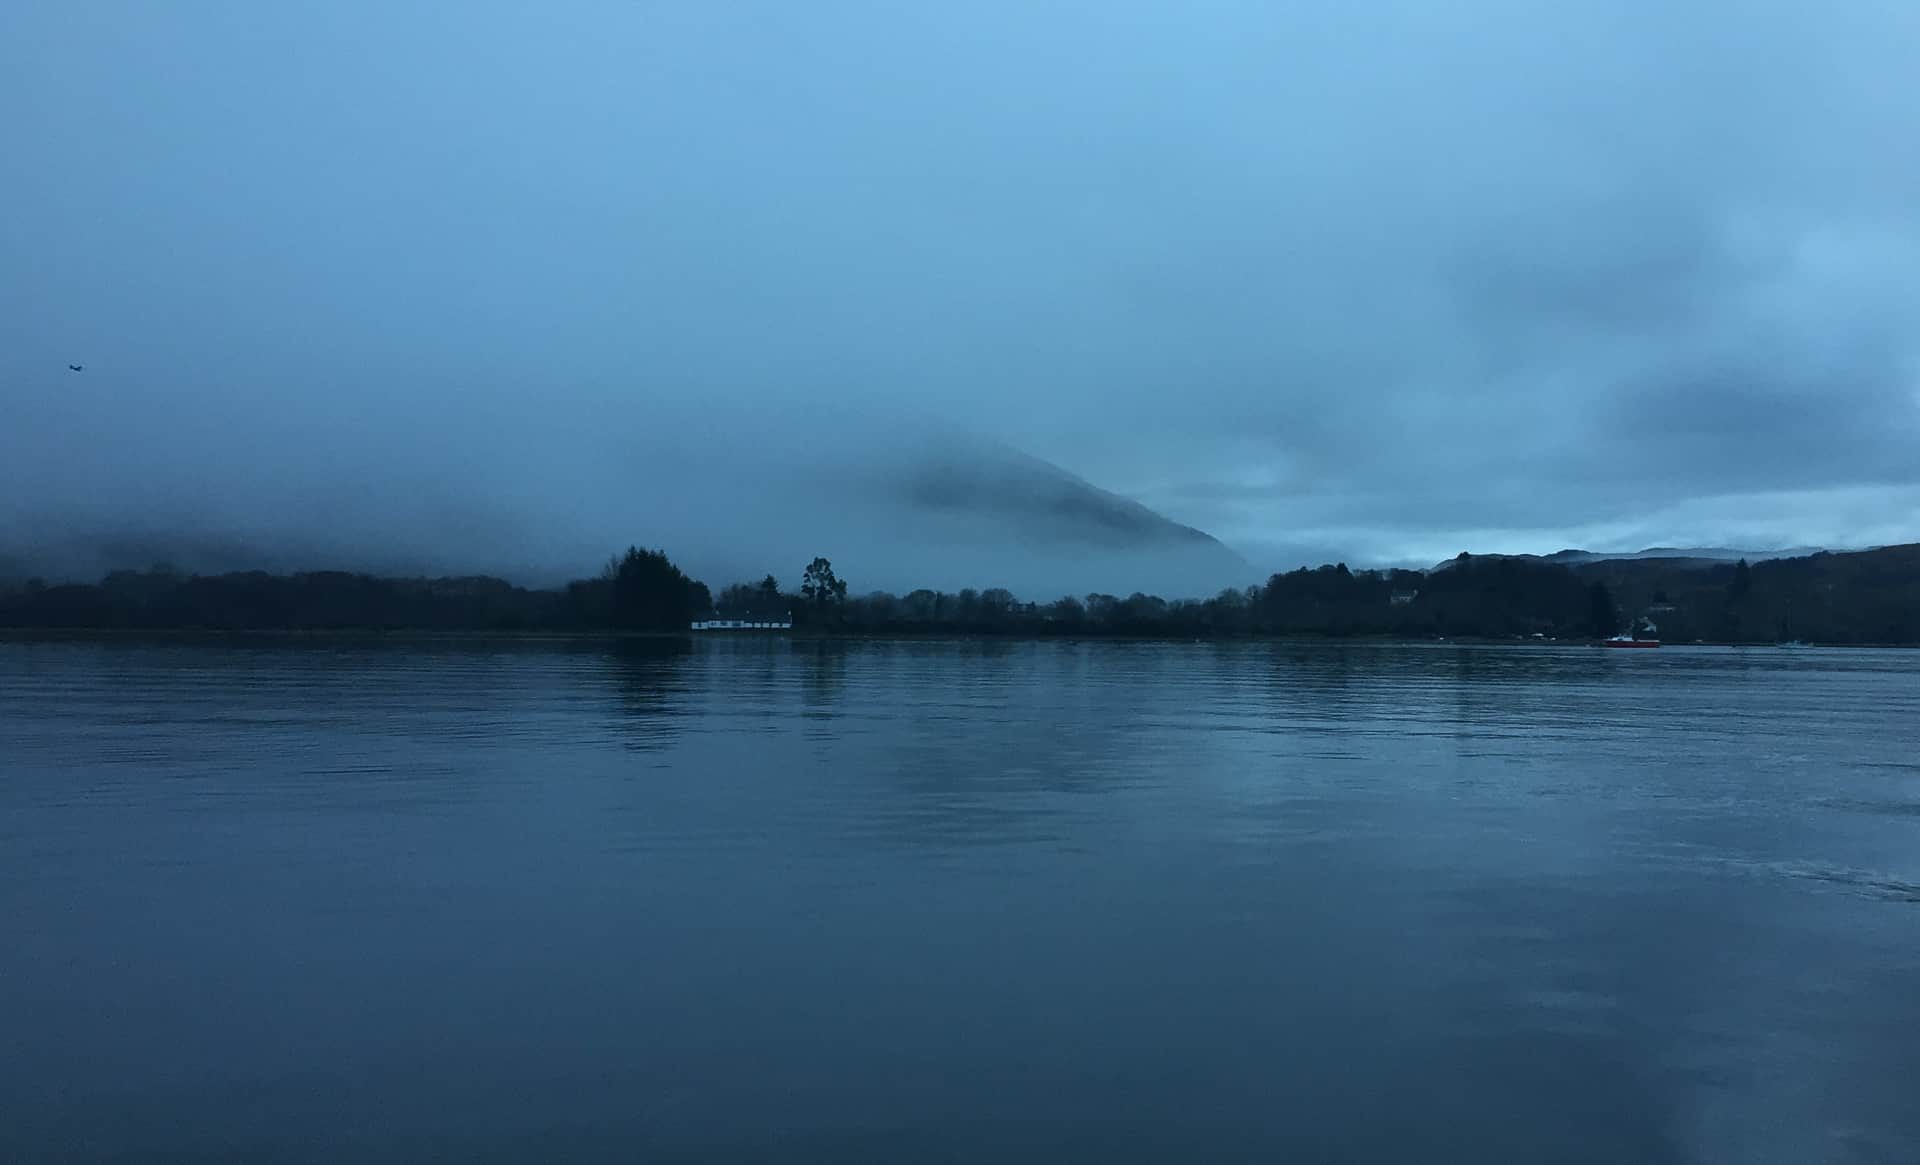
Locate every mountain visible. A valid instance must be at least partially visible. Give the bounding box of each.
[1435,545,1831,572]
[813,434,1252,598]
[1541,546,1829,567]
[1568,544,1920,644]
[0,430,1253,601]
[896,443,1233,553]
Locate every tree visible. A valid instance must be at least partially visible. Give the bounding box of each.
[800,557,848,611]
[1587,581,1619,637]
[903,589,943,621]
[604,546,702,631]
[1729,558,1752,599]
[857,590,900,623]
[717,582,759,612]
[758,575,781,602]
[1047,595,1086,625]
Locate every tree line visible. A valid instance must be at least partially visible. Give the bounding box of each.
[1,543,1915,643]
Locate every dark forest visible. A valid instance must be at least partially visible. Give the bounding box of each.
[5,544,1916,645]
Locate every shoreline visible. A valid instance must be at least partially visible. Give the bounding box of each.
[1,627,1909,649]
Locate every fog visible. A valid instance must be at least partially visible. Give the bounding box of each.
[5,2,1918,594]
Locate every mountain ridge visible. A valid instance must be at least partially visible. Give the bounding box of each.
[1434,545,1836,572]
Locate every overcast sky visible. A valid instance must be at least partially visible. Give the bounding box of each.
[4,1,1918,585]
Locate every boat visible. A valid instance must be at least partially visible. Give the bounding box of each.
[1601,633,1660,649]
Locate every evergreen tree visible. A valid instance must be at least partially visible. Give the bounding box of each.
[1587,581,1619,637]
[1729,558,1752,599]
[605,546,700,631]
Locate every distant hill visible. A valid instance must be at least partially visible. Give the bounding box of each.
[1370,543,1917,643]
[1436,546,1831,572]
[897,442,1237,554]
[1569,543,1920,644]
[1541,546,1830,567]
[0,434,1252,601]
[810,434,1252,597]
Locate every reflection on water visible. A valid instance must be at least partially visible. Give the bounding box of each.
[2,638,1917,1163]
[605,638,694,751]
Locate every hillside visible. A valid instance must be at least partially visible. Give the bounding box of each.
[896,443,1239,552]
[814,435,1252,597]
[0,435,1253,601]
[1569,544,1920,644]
[1436,546,1828,571]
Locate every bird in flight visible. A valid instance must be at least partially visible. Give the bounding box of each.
[68,363,84,372]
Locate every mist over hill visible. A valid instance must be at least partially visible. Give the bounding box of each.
[0,426,1249,600]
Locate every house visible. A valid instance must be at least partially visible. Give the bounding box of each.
[691,609,793,631]
[1389,590,1419,606]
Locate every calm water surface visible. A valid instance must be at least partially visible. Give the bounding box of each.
[2,638,1917,1162]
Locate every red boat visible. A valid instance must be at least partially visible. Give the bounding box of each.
[1601,634,1660,648]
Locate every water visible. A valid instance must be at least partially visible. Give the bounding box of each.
[3,638,1917,1163]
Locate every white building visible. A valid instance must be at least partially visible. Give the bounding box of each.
[691,610,793,631]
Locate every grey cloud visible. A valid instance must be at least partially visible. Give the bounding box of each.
[3,1,1918,591]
